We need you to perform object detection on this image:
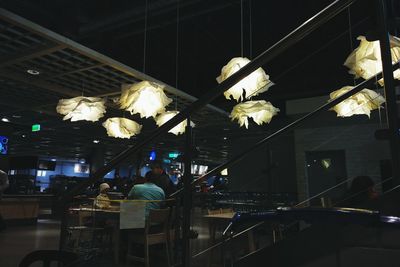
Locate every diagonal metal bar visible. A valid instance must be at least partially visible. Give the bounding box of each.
[64,0,358,199]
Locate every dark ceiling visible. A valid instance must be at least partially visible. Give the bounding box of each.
[0,0,398,167]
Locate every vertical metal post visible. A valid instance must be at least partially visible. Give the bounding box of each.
[58,199,69,251]
[182,117,193,266]
[377,0,400,185]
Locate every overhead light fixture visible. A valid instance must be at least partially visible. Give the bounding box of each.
[27,69,40,75]
[217,57,274,102]
[56,96,106,122]
[1,117,9,123]
[344,35,400,86]
[221,168,228,176]
[329,86,385,117]
[155,111,195,135]
[102,117,142,139]
[230,100,279,129]
[93,139,100,144]
[119,81,172,118]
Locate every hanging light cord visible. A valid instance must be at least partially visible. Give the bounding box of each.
[240,0,244,57]
[175,0,180,111]
[175,0,180,89]
[81,80,85,96]
[143,0,149,73]
[249,0,253,59]
[347,7,356,87]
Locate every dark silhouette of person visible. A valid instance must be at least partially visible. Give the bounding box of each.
[145,160,175,197]
[340,176,379,209]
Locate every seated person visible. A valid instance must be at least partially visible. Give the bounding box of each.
[132,175,147,185]
[145,160,176,197]
[128,174,165,217]
[340,176,379,209]
[95,183,111,209]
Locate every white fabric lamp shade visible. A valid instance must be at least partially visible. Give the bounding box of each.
[102,117,142,139]
[329,86,385,117]
[56,96,106,122]
[344,35,400,86]
[155,111,195,135]
[230,100,279,129]
[216,57,274,102]
[119,81,172,118]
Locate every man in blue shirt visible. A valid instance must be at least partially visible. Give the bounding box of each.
[128,174,165,217]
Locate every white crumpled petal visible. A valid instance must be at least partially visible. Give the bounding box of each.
[329,86,385,118]
[344,35,400,86]
[102,117,142,139]
[230,100,279,129]
[155,111,195,135]
[56,96,106,122]
[120,81,172,118]
[217,57,274,102]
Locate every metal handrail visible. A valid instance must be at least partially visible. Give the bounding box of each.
[190,175,396,259]
[64,0,358,200]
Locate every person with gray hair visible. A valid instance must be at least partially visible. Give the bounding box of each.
[0,169,9,231]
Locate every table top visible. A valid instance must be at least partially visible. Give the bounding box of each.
[203,212,236,220]
[69,207,120,213]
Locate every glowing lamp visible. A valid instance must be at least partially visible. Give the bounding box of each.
[216,57,274,102]
[329,86,385,117]
[102,117,142,139]
[56,96,106,122]
[230,100,279,129]
[155,111,195,135]
[344,35,400,86]
[119,81,172,118]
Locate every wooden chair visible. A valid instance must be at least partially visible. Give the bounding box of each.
[126,208,171,267]
[19,250,78,267]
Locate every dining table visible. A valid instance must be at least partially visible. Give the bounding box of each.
[203,212,256,266]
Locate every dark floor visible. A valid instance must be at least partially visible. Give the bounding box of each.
[0,219,60,267]
[0,208,228,267]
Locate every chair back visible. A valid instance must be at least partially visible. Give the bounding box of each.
[19,250,78,267]
[78,205,93,225]
[146,208,170,233]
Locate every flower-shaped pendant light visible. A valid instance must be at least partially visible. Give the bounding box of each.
[119,81,172,118]
[344,35,400,86]
[217,57,274,102]
[329,86,385,117]
[102,117,142,139]
[56,96,106,122]
[155,111,195,135]
[230,100,279,128]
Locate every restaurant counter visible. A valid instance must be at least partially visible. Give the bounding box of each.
[0,194,55,225]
